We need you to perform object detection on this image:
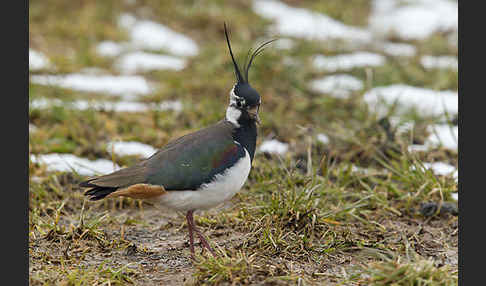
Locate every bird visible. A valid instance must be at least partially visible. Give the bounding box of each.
[79,23,275,257]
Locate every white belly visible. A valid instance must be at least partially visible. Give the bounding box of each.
[155,148,251,211]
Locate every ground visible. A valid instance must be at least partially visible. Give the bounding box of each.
[29,0,458,285]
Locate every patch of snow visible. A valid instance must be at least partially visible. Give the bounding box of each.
[259,139,289,155]
[417,161,458,185]
[29,49,50,71]
[152,100,183,112]
[317,134,330,144]
[96,41,126,57]
[407,144,429,152]
[115,52,186,73]
[119,14,199,57]
[118,13,137,29]
[369,0,457,40]
[30,153,120,176]
[351,165,370,174]
[451,192,458,201]
[422,162,456,176]
[29,123,38,133]
[406,124,458,152]
[394,119,415,135]
[252,0,372,43]
[426,124,458,150]
[30,98,182,113]
[30,176,43,183]
[423,161,459,185]
[30,74,152,97]
[30,98,54,110]
[74,100,183,112]
[310,74,363,98]
[420,55,458,70]
[252,0,456,56]
[363,84,457,116]
[380,42,417,57]
[106,141,157,158]
[313,52,386,72]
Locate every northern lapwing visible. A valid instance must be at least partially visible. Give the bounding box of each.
[79,23,274,256]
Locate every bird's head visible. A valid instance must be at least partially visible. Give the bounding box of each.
[224,23,275,127]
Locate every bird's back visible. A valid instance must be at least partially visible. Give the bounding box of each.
[81,120,249,198]
[144,120,246,190]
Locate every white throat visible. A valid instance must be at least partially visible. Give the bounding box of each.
[226,106,241,127]
[226,85,242,127]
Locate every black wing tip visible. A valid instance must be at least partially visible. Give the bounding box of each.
[79,181,93,188]
[83,186,118,201]
[79,177,97,188]
[88,195,106,201]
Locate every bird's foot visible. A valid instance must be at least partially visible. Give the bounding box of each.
[195,230,217,257]
[186,210,217,258]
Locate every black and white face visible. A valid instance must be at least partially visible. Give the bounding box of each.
[232,83,261,109]
[226,83,261,126]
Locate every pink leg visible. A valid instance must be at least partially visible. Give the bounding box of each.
[195,228,217,257]
[185,210,217,257]
[186,211,195,256]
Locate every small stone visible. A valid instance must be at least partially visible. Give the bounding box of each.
[419,202,458,217]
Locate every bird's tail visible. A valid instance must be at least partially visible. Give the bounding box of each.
[79,164,166,201]
[79,163,148,201]
[80,182,119,201]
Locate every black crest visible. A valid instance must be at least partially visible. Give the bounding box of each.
[224,23,276,84]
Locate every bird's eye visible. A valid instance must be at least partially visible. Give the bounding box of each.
[236,100,242,107]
